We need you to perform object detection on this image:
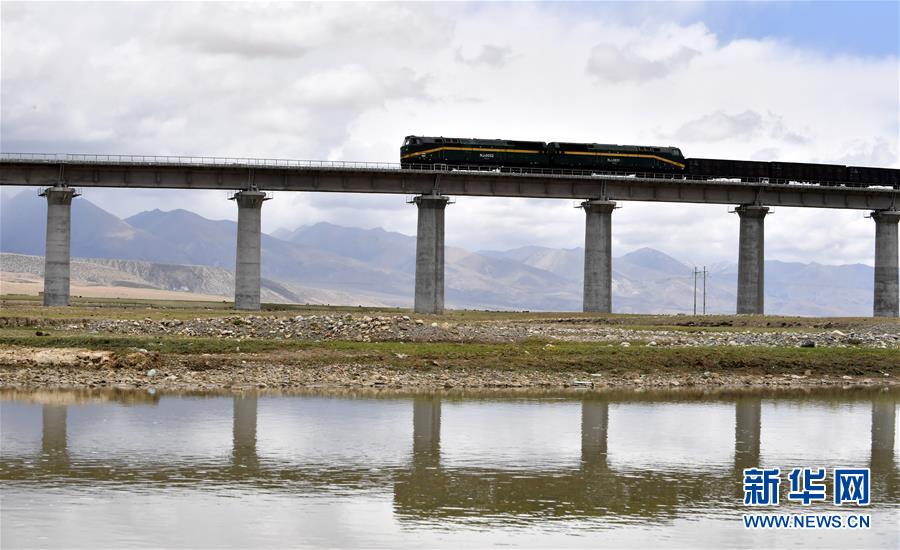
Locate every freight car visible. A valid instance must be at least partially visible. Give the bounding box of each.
[400,135,900,189]
[686,158,770,181]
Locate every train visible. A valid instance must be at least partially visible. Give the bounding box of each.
[400,136,900,188]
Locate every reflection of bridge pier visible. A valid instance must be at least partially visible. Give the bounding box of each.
[396,396,445,510]
[232,395,258,469]
[734,398,761,471]
[733,398,761,500]
[871,399,895,466]
[869,399,898,501]
[8,392,895,519]
[581,400,608,471]
[41,405,69,468]
[413,396,441,469]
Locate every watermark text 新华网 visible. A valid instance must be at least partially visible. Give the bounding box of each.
[741,467,871,529]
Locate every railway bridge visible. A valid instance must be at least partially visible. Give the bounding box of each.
[1,153,898,316]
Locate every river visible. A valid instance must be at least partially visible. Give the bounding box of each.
[1,388,897,548]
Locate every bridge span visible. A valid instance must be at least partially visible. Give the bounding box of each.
[1,153,898,316]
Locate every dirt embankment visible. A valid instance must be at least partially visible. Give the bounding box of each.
[1,343,896,393]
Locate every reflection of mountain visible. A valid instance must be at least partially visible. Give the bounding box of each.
[1,191,877,314]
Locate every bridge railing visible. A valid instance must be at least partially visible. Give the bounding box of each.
[0,152,403,171]
[0,152,722,180]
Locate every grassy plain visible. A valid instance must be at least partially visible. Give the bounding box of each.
[1,294,897,384]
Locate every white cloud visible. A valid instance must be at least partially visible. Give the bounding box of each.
[1,2,896,267]
[666,110,809,147]
[586,44,700,84]
[455,45,514,68]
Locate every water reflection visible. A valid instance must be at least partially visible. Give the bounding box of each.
[1,389,897,548]
[232,395,258,471]
[41,404,69,470]
[734,399,761,472]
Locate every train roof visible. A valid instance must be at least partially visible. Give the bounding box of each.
[548,142,683,155]
[404,136,546,147]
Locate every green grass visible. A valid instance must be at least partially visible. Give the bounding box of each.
[3,294,898,377]
[2,328,897,376]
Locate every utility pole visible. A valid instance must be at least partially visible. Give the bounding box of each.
[693,266,709,315]
[693,267,698,315]
[702,266,708,315]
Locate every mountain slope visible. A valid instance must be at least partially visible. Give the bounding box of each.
[287,222,417,271]
[480,245,584,282]
[126,209,415,294]
[1,191,185,262]
[0,193,879,315]
[288,222,581,309]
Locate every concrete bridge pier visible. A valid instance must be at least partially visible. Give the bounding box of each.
[582,200,617,313]
[230,191,268,311]
[735,205,769,314]
[413,195,450,314]
[41,186,78,306]
[872,210,900,317]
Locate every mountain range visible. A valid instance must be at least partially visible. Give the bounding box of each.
[0,190,876,315]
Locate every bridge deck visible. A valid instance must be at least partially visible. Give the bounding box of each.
[1,153,897,209]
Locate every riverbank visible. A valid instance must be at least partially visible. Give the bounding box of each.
[0,344,897,392]
[1,297,897,392]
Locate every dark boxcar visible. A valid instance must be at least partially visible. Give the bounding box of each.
[400,136,548,168]
[731,160,770,180]
[687,158,726,178]
[771,162,846,184]
[549,143,685,174]
[687,158,768,180]
[848,166,900,188]
[809,163,847,184]
[847,166,881,186]
[880,167,900,188]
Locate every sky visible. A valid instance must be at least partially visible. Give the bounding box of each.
[1,1,898,267]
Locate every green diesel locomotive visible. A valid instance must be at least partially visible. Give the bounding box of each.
[400,136,550,168]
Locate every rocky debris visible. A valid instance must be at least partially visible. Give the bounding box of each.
[0,348,895,393]
[519,323,899,349]
[40,314,900,349]
[70,314,530,343]
[0,347,115,368]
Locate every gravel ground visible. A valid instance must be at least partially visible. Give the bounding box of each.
[0,346,895,393]
[2,313,898,392]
